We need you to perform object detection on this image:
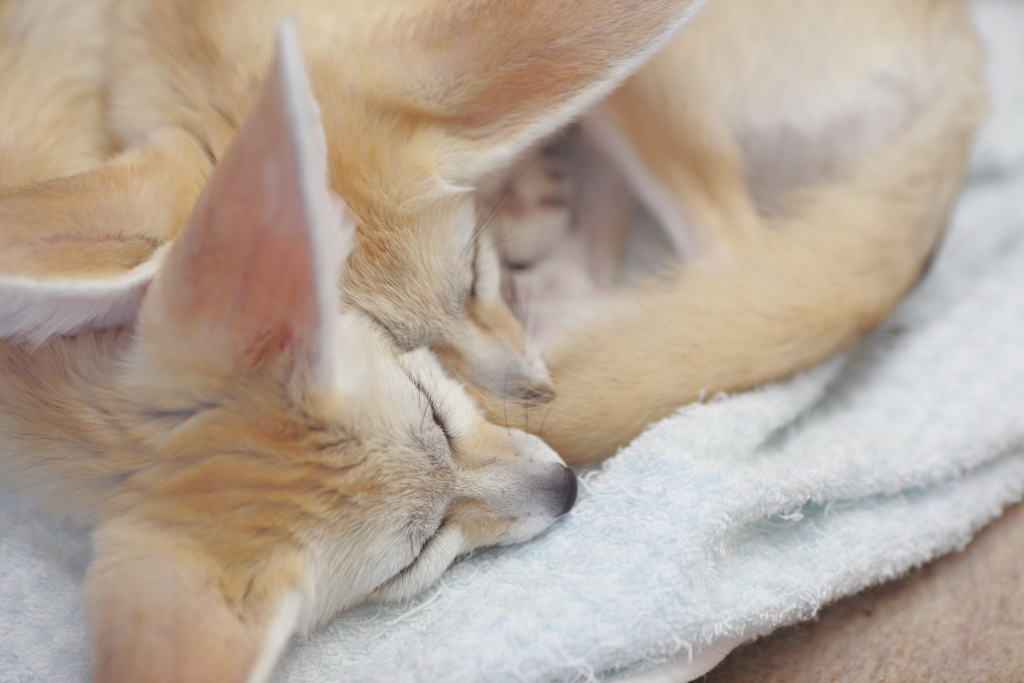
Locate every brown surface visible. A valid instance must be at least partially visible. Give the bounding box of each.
[702,502,1024,683]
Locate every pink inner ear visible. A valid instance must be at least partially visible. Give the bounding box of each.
[156,23,337,367]
[174,128,318,355]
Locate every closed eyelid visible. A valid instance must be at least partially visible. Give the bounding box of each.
[407,374,455,446]
[469,238,481,296]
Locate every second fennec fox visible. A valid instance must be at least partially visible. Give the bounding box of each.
[0,14,578,683]
[0,1,985,468]
[0,0,709,406]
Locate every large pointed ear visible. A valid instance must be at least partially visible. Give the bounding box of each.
[84,517,304,683]
[0,128,210,344]
[0,246,166,344]
[374,0,707,174]
[140,20,352,378]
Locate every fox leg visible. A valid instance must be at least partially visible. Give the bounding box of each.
[480,134,576,273]
[0,0,209,279]
[486,129,634,343]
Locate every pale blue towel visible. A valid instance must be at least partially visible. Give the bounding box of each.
[2,1,1024,681]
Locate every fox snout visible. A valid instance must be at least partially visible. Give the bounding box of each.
[455,337,556,405]
[511,428,577,516]
[539,462,579,517]
[504,374,557,404]
[458,428,578,545]
[468,458,578,546]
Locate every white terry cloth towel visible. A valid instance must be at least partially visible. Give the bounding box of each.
[2,1,1024,681]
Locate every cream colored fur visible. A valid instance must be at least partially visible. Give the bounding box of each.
[0,0,708,402]
[489,0,987,463]
[0,14,587,682]
[0,0,986,677]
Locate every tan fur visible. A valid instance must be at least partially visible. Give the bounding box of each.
[0,12,595,680]
[492,0,987,463]
[0,0,706,397]
[0,131,211,278]
[0,0,986,676]
[0,0,211,280]
[0,0,114,185]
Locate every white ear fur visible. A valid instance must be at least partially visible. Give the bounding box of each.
[0,20,351,363]
[245,590,305,683]
[0,245,167,345]
[391,0,708,178]
[274,17,353,376]
[141,19,352,377]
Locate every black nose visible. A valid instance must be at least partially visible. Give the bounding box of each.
[509,380,556,404]
[558,466,578,516]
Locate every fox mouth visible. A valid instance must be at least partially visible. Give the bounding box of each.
[400,521,447,578]
[372,521,458,601]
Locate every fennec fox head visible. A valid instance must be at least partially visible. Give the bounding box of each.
[303,0,706,405]
[0,27,575,682]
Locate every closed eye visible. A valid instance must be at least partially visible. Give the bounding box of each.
[375,518,449,596]
[408,375,454,446]
[140,401,218,424]
[469,238,480,298]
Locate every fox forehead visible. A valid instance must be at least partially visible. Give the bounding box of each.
[332,162,481,328]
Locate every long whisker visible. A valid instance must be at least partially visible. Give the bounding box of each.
[464,126,573,258]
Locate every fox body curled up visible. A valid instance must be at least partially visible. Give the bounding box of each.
[0,0,708,680]
[0,8,606,683]
[489,0,986,463]
[0,0,986,680]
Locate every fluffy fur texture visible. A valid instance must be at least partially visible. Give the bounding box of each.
[0,14,581,682]
[489,0,987,463]
[0,0,709,403]
[0,0,988,679]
